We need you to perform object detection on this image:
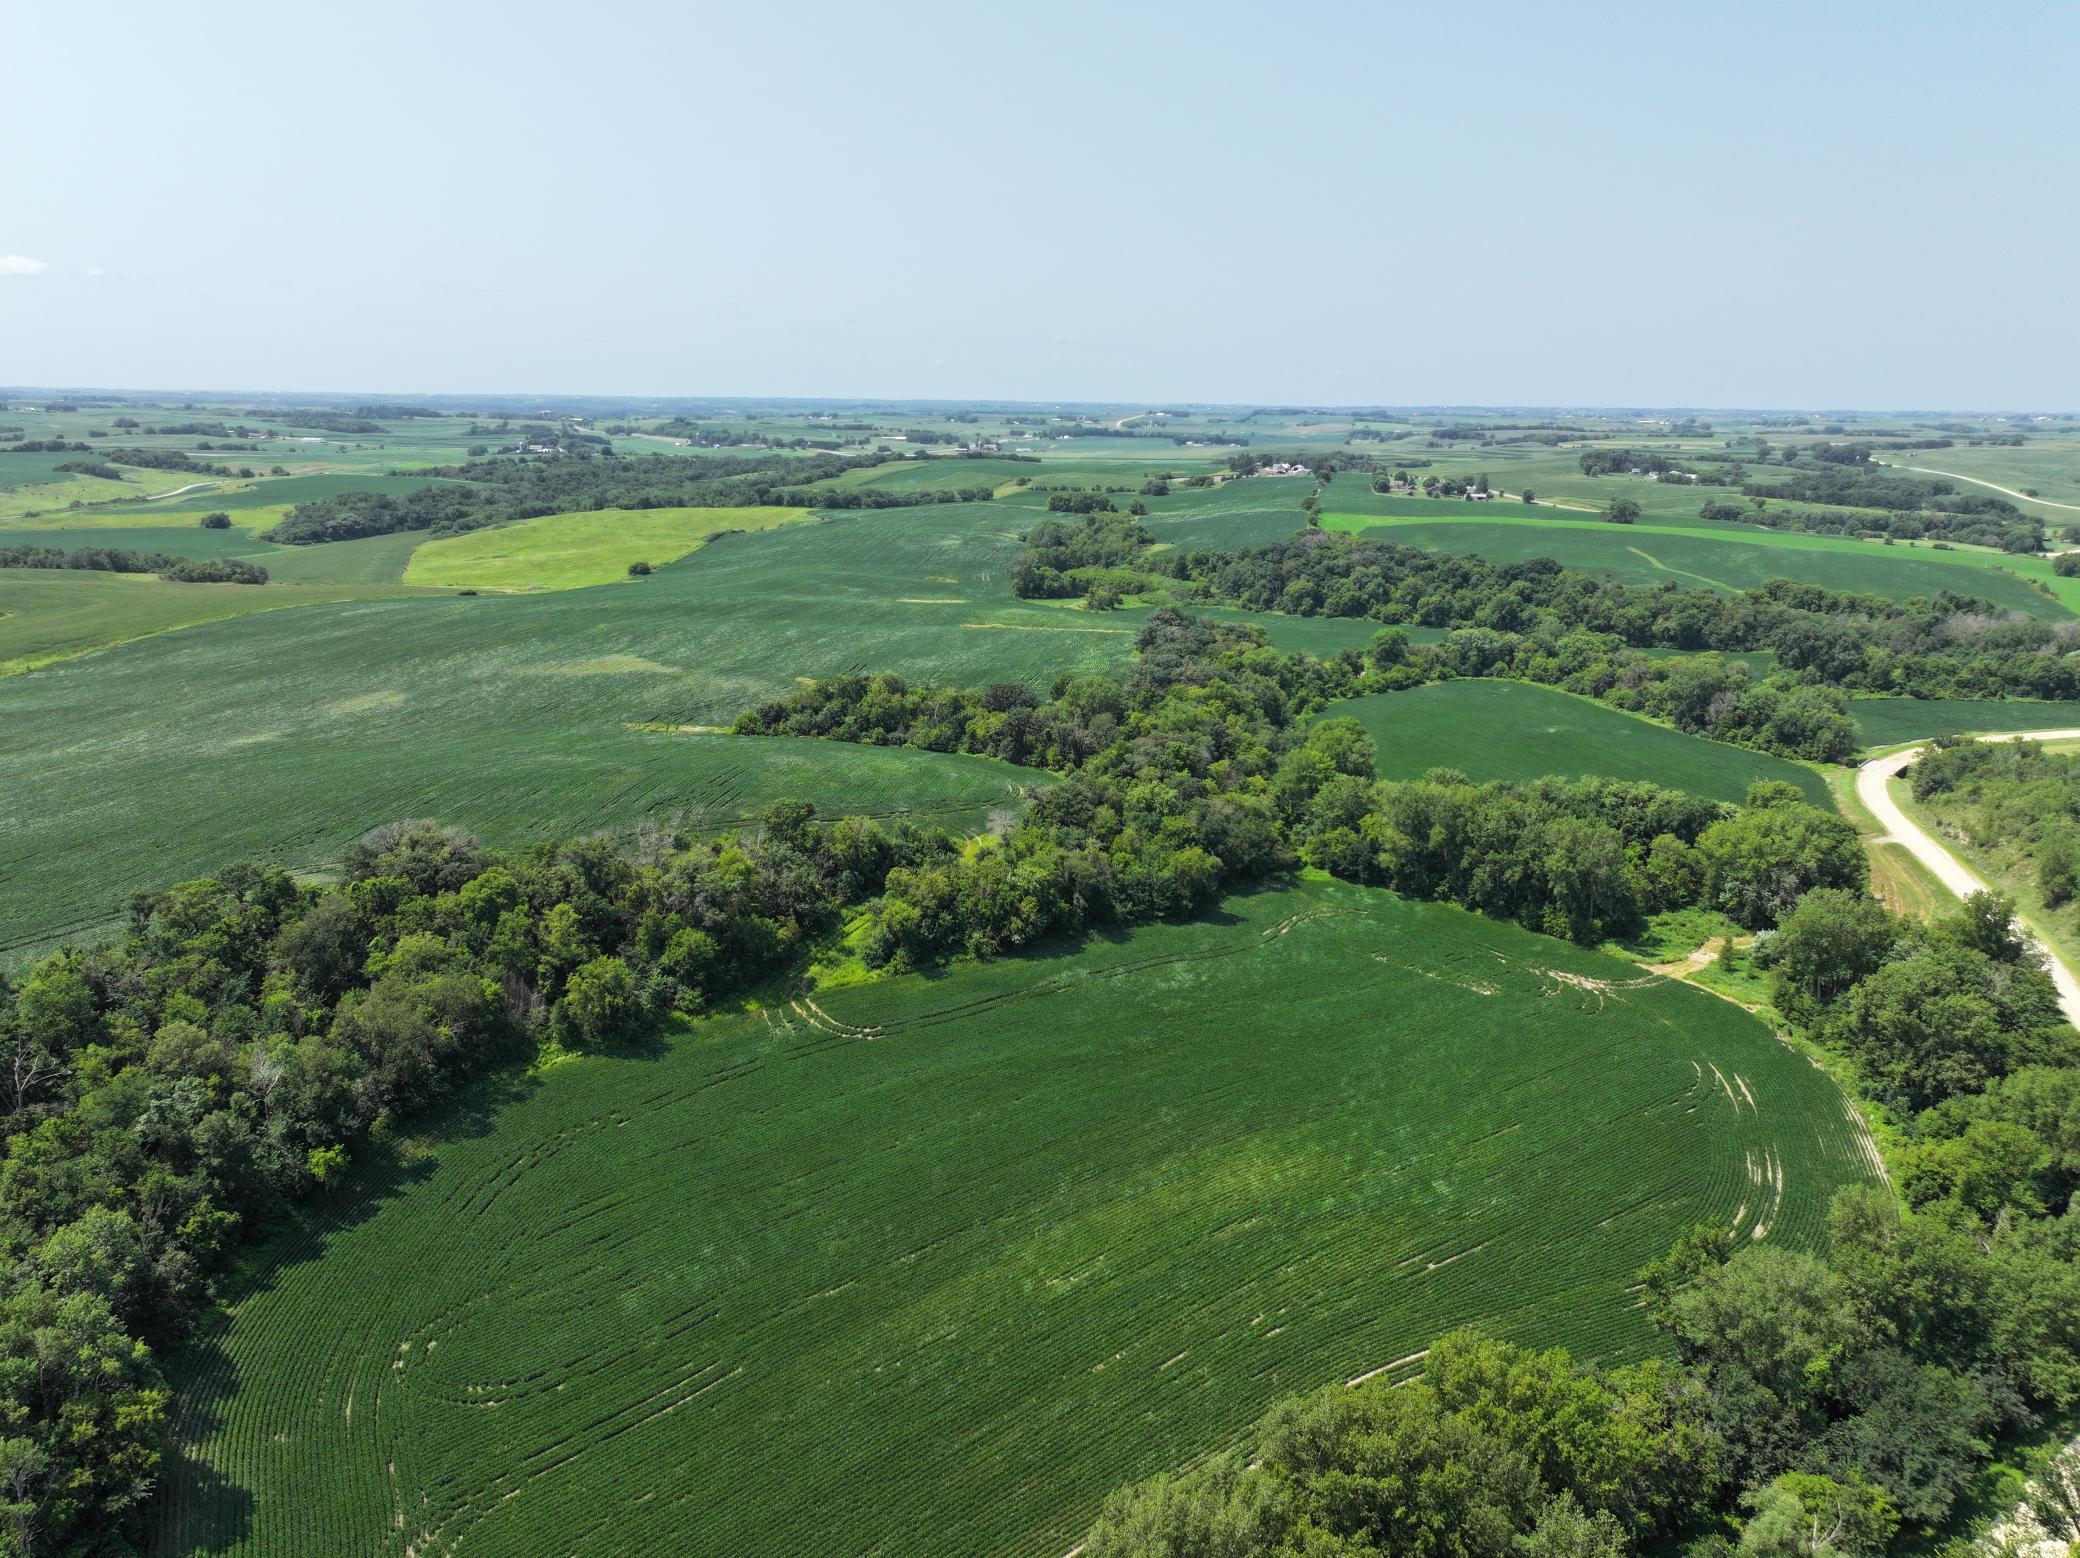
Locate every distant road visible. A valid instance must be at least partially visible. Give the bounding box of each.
[1872,458,2080,513]
[1859,732,2080,1025]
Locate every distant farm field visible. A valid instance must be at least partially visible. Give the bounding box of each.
[404,506,813,591]
[1321,509,2078,619]
[153,879,1878,1558]
[1850,697,2080,748]
[1324,680,1831,806]
[0,504,1138,960]
[97,472,465,516]
[0,570,430,678]
[1139,476,1317,551]
[1871,448,2080,515]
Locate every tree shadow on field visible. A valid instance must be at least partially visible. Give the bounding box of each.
[149,1333,259,1554]
[878,894,1259,988]
[145,1065,544,1543]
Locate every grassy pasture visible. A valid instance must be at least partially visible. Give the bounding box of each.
[152,879,1877,1558]
[1320,509,2077,619]
[95,471,464,516]
[0,463,222,524]
[1871,446,2080,515]
[1323,680,1830,806]
[0,503,1139,960]
[404,507,813,592]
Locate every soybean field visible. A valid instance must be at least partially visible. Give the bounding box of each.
[152,880,1880,1558]
[1850,696,2080,748]
[1324,681,1831,805]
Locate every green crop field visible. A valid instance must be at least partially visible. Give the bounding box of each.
[1137,476,1318,551]
[152,879,1879,1558]
[0,451,102,490]
[1850,697,2080,748]
[1320,508,2078,619]
[253,530,430,584]
[1323,680,1830,805]
[0,570,439,678]
[404,506,814,591]
[0,503,1145,961]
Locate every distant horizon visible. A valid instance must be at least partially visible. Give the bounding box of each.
[3,385,2072,419]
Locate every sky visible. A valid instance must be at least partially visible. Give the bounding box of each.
[3,0,2073,409]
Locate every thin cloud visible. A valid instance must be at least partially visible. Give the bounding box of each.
[0,255,49,276]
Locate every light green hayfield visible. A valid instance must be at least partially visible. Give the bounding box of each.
[403,507,814,592]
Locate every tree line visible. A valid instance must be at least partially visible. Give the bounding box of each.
[1139,527,2080,707]
[0,545,267,585]
[1909,738,2080,929]
[734,610,1866,956]
[259,451,874,545]
[1014,523,1872,760]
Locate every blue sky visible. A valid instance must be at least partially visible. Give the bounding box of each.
[3,0,2072,407]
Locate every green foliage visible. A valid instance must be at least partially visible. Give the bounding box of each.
[1694,797,1867,929]
[0,542,266,583]
[740,610,1822,954]
[1085,1331,1720,1557]
[1736,1472,1897,1555]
